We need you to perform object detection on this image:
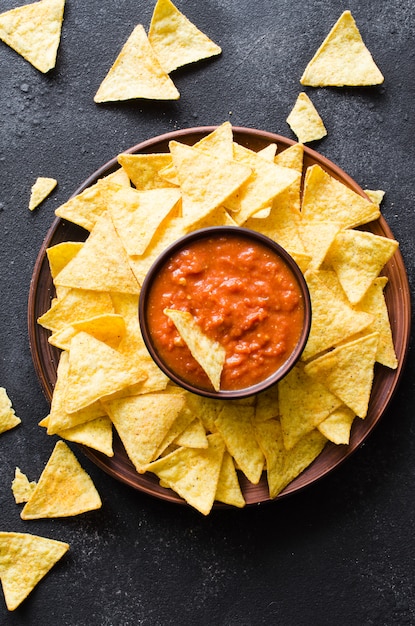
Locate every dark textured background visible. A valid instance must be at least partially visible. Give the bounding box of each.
[1,1,415,624]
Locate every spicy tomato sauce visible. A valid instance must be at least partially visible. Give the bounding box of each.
[146,233,305,391]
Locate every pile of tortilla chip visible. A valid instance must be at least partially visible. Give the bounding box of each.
[37,121,398,515]
[94,0,221,103]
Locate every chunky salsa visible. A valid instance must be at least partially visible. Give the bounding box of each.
[146,232,306,391]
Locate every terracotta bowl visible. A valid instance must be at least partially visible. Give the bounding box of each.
[139,226,311,400]
[28,126,411,508]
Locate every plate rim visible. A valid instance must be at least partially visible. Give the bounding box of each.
[28,125,412,508]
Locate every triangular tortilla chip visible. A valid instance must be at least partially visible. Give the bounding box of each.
[29,176,57,210]
[0,0,65,73]
[94,24,179,102]
[0,387,21,434]
[286,92,327,143]
[301,164,380,228]
[225,143,301,224]
[54,416,113,457]
[318,406,355,445]
[214,404,264,484]
[278,363,342,450]
[105,393,186,472]
[54,213,140,294]
[37,288,114,332]
[48,313,126,351]
[326,229,399,304]
[55,179,123,231]
[304,332,379,418]
[173,418,208,449]
[110,186,181,256]
[46,241,83,279]
[168,140,252,224]
[299,220,340,269]
[64,332,148,413]
[0,532,69,611]
[145,433,225,515]
[164,308,226,391]
[302,269,374,360]
[274,143,304,172]
[20,441,102,519]
[148,0,221,73]
[117,153,176,190]
[11,468,37,504]
[300,10,384,86]
[214,451,245,508]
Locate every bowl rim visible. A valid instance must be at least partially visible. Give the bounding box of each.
[138,225,312,400]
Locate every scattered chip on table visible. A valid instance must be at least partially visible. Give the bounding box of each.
[0,531,69,611]
[11,468,37,504]
[29,177,57,211]
[0,0,65,73]
[300,10,384,86]
[0,388,21,434]
[286,92,327,143]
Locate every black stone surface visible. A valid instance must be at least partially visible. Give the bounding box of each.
[1,1,415,624]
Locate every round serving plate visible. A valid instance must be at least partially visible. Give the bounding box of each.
[28,126,411,508]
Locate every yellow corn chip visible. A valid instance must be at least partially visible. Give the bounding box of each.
[55,179,122,231]
[215,451,245,508]
[302,164,380,228]
[94,24,180,102]
[0,532,69,611]
[286,92,327,143]
[164,308,226,391]
[318,406,355,445]
[299,220,340,269]
[274,143,304,172]
[117,153,176,190]
[38,288,114,332]
[51,416,114,457]
[21,441,102,519]
[365,189,385,205]
[0,387,21,434]
[54,213,140,294]
[302,269,374,360]
[326,229,399,304]
[46,241,83,279]
[278,363,342,450]
[168,140,252,225]
[148,0,221,74]
[173,418,208,449]
[304,332,379,418]
[145,432,225,515]
[11,468,37,504]
[300,10,384,86]
[110,186,181,256]
[0,0,65,73]
[214,404,264,484]
[29,176,57,211]
[64,332,148,413]
[105,393,186,472]
[48,313,126,351]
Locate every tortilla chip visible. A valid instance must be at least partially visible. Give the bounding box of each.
[274,143,304,172]
[254,383,279,422]
[168,140,252,225]
[11,468,37,504]
[304,332,379,418]
[55,179,122,231]
[214,404,264,484]
[302,269,374,360]
[0,0,65,73]
[46,241,83,279]
[54,213,140,294]
[286,92,327,143]
[164,308,226,391]
[29,176,57,211]
[0,532,69,611]
[318,406,355,445]
[145,433,225,515]
[148,0,221,74]
[225,143,301,224]
[301,164,380,228]
[20,441,102,519]
[110,186,181,256]
[48,313,126,351]
[326,229,399,304]
[37,288,114,332]
[52,416,114,457]
[173,418,208,449]
[0,388,21,434]
[105,393,186,472]
[64,332,148,413]
[299,220,340,269]
[215,451,245,508]
[94,24,179,102]
[365,189,385,205]
[278,363,342,450]
[117,153,176,190]
[300,10,384,86]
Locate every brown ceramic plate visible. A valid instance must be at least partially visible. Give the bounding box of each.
[28,126,411,508]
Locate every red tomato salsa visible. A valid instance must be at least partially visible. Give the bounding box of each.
[146,233,305,391]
